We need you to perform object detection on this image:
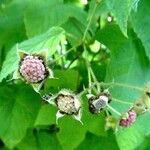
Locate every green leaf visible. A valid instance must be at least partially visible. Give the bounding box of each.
[0,0,27,50]
[136,136,150,150]
[34,105,57,127]
[96,24,150,149]
[105,0,133,36]
[24,1,87,38]
[97,24,150,111]
[17,129,62,150]
[57,117,86,150]
[116,124,145,150]
[24,0,63,37]
[131,0,150,59]
[38,132,62,150]
[62,17,86,45]
[44,69,80,93]
[0,84,41,148]
[16,130,38,150]
[0,27,65,82]
[76,131,119,150]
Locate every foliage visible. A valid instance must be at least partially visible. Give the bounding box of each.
[0,0,150,150]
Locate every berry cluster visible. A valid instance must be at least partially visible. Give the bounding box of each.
[56,93,79,115]
[19,55,47,83]
[42,90,82,123]
[119,110,137,127]
[88,91,111,114]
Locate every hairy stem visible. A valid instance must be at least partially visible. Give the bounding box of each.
[87,62,92,94]
[48,43,81,65]
[89,67,101,93]
[82,2,99,41]
[107,104,121,116]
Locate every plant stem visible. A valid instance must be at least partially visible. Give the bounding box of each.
[79,80,144,97]
[82,2,99,41]
[66,56,78,69]
[107,104,121,116]
[105,109,111,117]
[85,59,99,94]
[89,67,101,93]
[48,42,81,65]
[87,62,92,94]
[59,42,65,69]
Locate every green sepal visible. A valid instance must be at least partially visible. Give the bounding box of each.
[143,84,150,108]
[142,94,150,109]
[105,116,118,131]
[16,45,27,60]
[73,109,83,125]
[12,70,20,80]
[48,68,54,79]
[132,100,147,115]
[121,112,129,119]
[31,80,45,93]
[56,111,65,124]
[38,49,49,63]
[18,51,27,60]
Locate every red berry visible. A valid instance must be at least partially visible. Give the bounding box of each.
[119,110,137,127]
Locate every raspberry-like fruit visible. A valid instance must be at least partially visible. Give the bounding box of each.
[119,110,137,127]
[88,91,111,114]
[19,55,47,83]
[55,90,80,115]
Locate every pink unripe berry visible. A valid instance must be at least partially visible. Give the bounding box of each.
[119,110,137,127]
[19,55,47,83]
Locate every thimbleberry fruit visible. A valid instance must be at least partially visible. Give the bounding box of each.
[55,90,81,115]
[42,89,82,124]
[119,110,137,127]
[19,55,48,83]
[88,91,111,114]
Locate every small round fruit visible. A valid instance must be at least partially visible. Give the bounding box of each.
[119,110,137,127]
[88,92,111,114]
[55,90,81,115]
[19,55,48,83]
